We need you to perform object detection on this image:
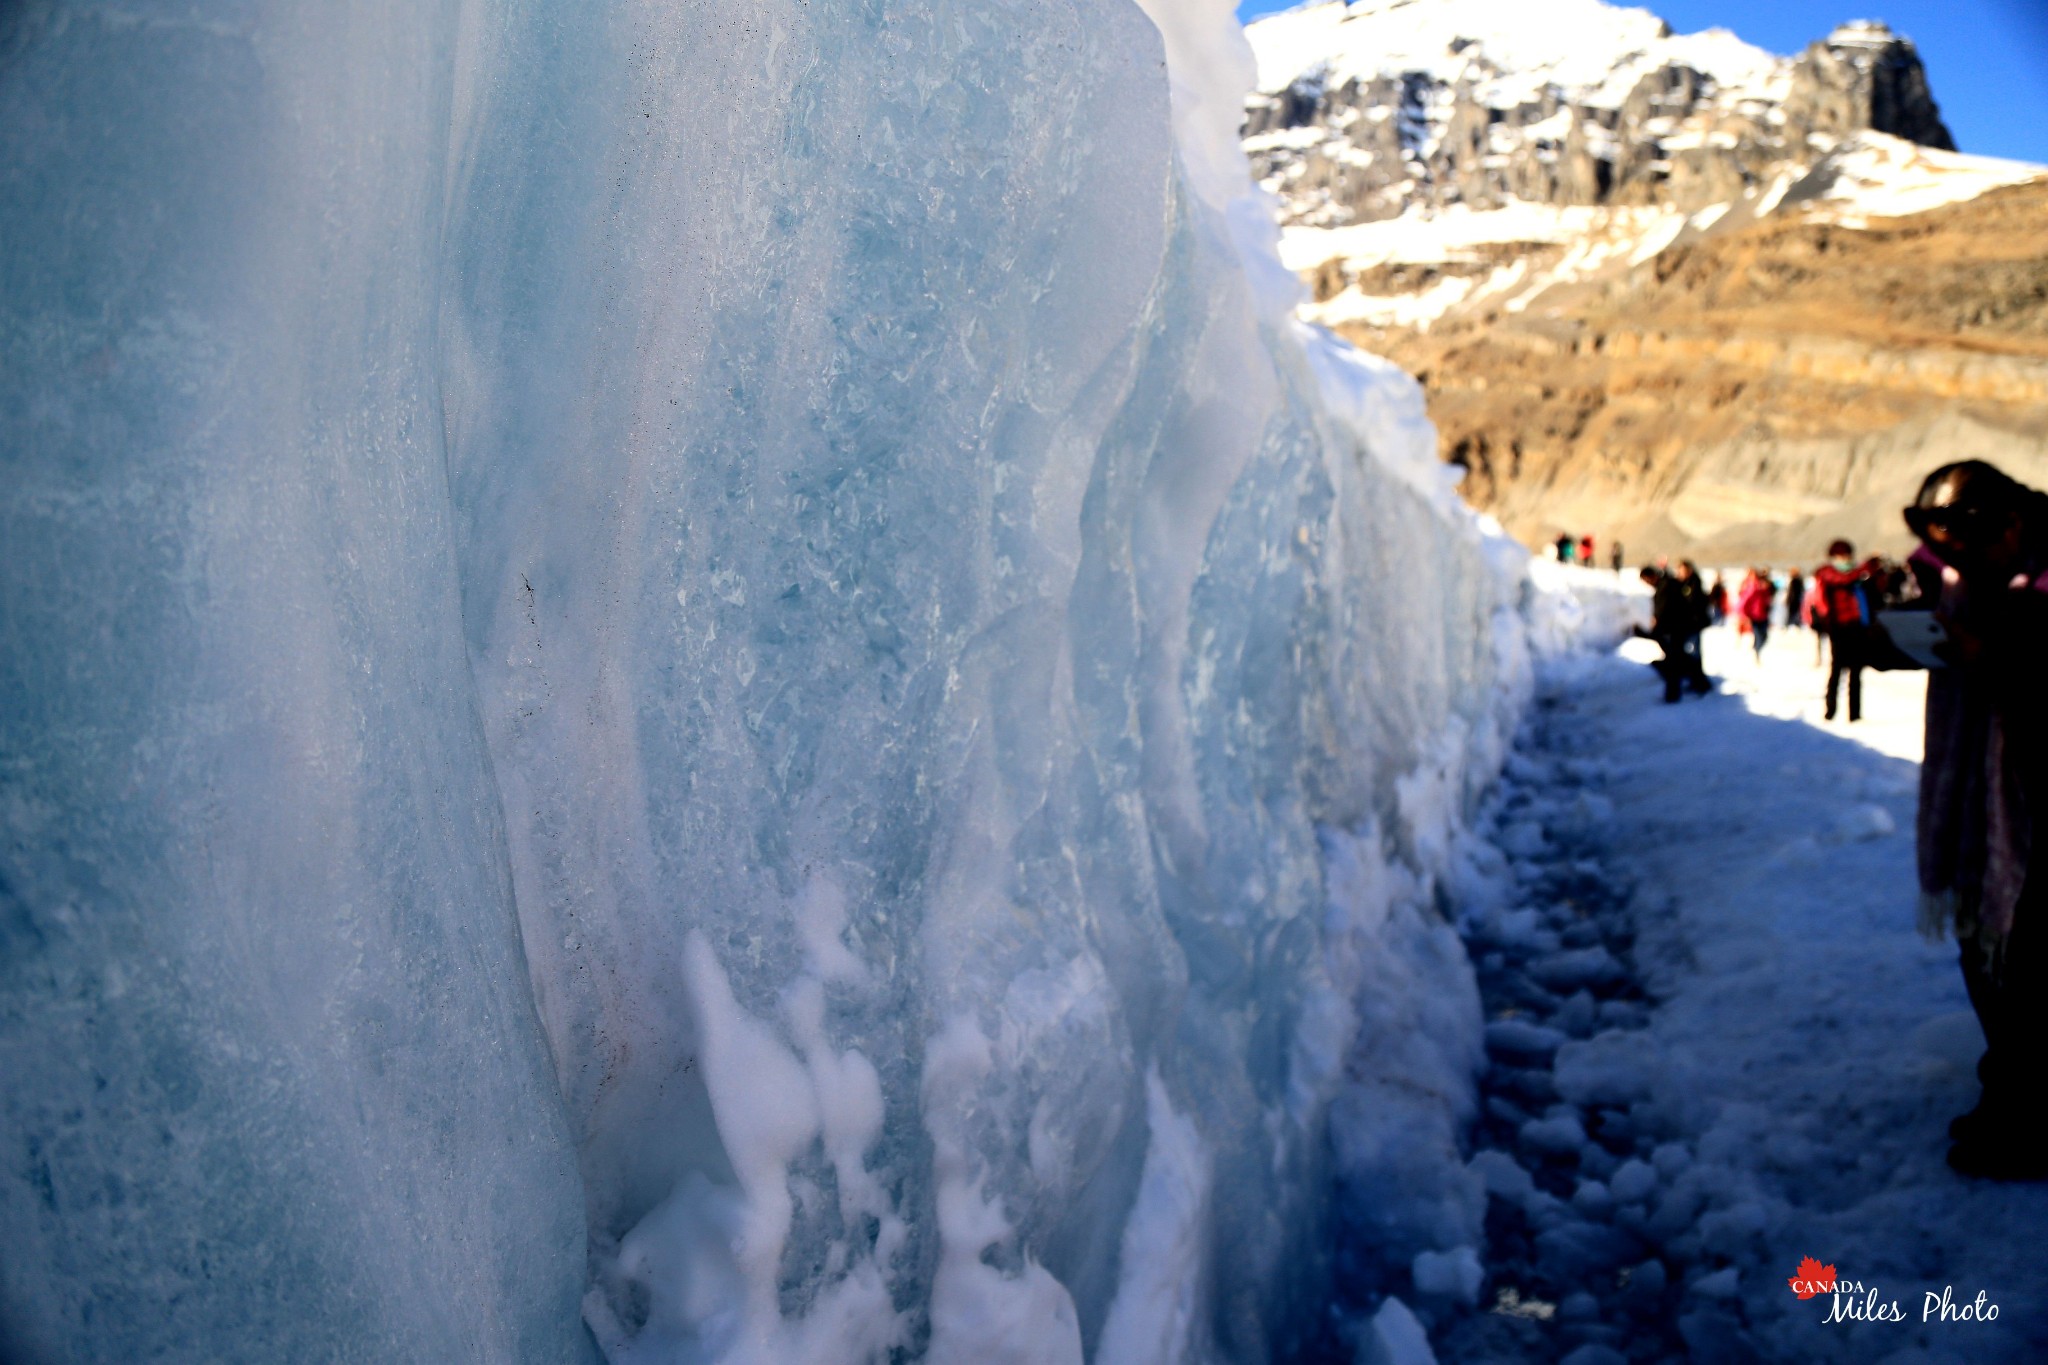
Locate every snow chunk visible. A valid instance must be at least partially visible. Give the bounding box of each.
[1487,1019,1569,1060]
[1609,1158,1659,1204]
[1411,1245,1485,1304]
[1096,1072,1212,1365]
[1529,946,1625,992]
[1356,1296,1438,1365]
[1825,803,1896,843]
[1692,1267,1741,1298]
[1558,1345,1629,1365]
[1554,1028,1662,1107]
[1519,1112,1590,1157]
[1471,1149,1538,1204]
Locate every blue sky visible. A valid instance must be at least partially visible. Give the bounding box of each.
[1233,0,2048,164]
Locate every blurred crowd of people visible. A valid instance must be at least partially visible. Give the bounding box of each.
[1549,530,1623,573]
[1617,462,2046,1180]
[1627,544,1937,718]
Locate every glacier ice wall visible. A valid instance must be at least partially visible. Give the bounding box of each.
[2,0,1533,1361]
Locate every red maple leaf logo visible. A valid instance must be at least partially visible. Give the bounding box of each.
[1788,1257,1837,1299]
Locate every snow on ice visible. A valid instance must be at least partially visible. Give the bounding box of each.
[0,0,1594,1361]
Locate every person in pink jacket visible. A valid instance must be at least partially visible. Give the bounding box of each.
[1735,567,1776,660]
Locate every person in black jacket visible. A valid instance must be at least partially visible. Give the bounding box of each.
[1673,560,1714,693]
[1637,564,1713,703]
[1906,461,2048,1179]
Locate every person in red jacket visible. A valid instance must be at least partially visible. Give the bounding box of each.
[1736,566,1776,660]
[1811,539,1883,721]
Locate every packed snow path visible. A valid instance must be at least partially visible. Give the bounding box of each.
[1434,622,2048,1365]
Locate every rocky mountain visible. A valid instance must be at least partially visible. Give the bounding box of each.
[1244,0,2048,561]
[1395,178,2048,563]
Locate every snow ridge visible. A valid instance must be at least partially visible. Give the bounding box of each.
[1247,0,1780,112]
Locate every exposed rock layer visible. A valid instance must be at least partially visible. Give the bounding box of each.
[1346,180,2048,562]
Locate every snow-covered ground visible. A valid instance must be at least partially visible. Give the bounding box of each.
[1429,621,2048,1363]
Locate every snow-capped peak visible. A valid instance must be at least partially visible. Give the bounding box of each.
[1240,0,2038,334]
[1247,0,1783,112]
[1826,19,1903,48]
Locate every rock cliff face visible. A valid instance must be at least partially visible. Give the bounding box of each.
[1244,0,2046,562]
[1396,180,2048,563]
[1782,21,1954,153]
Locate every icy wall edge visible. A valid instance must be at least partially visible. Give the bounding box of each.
[0,0,1551,1360]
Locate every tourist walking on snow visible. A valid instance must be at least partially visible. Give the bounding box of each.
[1707,571,1729,625]
[1675,561,1712,682]
[1903,461,2048,1179]
[1637,564,1712,702]
[1736,566,1775,660]
[1812,539,1883,722]
[1783,568,1807,631]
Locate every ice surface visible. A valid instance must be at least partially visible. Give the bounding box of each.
[1409,1245,1483,1304]
[2,0,1570,1359]
[0,3,593,1359]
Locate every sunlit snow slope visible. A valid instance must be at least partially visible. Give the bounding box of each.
[2,1,1546,1360]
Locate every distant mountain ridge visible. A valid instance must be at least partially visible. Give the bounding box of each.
[1245,0,1952,228]
[1243,0,2048,561]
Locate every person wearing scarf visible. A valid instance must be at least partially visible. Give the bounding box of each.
[1908,461,2048,1180]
